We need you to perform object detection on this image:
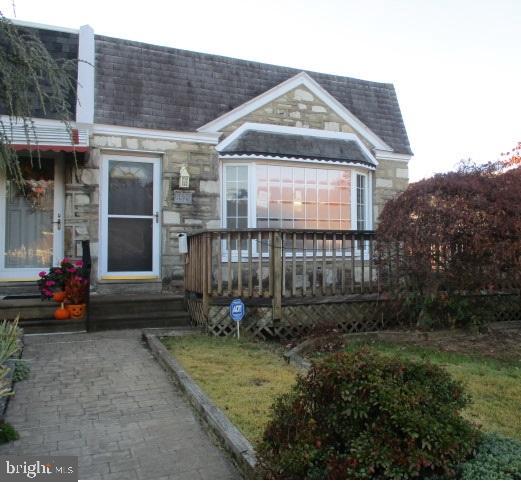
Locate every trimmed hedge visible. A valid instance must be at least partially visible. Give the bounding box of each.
[460,433,521,479]
[257,349,479,479]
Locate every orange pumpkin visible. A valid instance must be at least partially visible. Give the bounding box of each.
[67,303,86,320]
[54,303,70,320]
[52,290,66,303]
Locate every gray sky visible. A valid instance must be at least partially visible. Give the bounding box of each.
[2,0,519,181]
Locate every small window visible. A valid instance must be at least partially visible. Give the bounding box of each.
[356,174,366,230]
[225,165,249,230]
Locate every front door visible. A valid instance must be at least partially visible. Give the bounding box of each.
[100,155,161,279]
[0,157,64,280]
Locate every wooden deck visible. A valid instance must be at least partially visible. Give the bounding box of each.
[184,229,389,338]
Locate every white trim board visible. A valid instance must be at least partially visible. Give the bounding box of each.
[216,122,378,166]
[198,72,393,152]
[374,150,412,163]
[219,154,376,170]
[9,18,79,34]
[93,124,220,145]
[76,25,95,124]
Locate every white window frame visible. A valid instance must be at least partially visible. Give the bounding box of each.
[220,159,373,260]
[221,159,372,230]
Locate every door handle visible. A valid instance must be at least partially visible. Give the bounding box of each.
[52,213,62,231]
[154,211,159,223]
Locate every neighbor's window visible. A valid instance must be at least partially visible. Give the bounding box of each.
[256,165,351,229]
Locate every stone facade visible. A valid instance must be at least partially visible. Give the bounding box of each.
[56,86,408,295]
[373,158,409,225]
[222,86,362,141]
[220,86,408,226]
[71,135,220,293]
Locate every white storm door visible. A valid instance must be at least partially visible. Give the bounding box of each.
[0,158,64,281]
[100,155,161,278]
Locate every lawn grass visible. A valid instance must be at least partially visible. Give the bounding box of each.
[342,340,521,441]
[161,335,297,444]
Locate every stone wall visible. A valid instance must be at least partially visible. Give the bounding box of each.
[221,86,367,143]
[85,135,219,293]
[60,88,408,295]
[373,159,409,224]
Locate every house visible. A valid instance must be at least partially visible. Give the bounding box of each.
[0,20,412,333]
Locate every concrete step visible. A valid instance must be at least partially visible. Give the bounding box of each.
[2,293,191,333]
[20,318,86,335]
[0,298,56,321]
[88,294,185,317]
[89,311,190,331]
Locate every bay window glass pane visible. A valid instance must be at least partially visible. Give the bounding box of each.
[225,166,249,230]
[357,174,366,230]
[254,164,355,230]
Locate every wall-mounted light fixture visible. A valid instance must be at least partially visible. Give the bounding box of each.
[179,165,190,189]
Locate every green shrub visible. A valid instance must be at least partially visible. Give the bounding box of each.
[0,421,18,444]
[257,349,480,479]
[459,433,521,479]
[12,359,30,382]
[0,316,21,364]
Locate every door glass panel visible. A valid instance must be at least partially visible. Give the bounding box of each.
[108,218,152,271]
[5,159,54,268]
[108,161,153,215]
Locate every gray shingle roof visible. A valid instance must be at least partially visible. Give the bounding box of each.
[94,36,413,155]
[220,130,375,167]
[0,26,79,120]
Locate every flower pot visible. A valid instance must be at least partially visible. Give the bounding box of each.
[54,303,70,320]
[67,303,86,320]
[52,290,66,303]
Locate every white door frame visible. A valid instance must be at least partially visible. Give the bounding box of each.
[99,154,161,280]
[0,157,65,281]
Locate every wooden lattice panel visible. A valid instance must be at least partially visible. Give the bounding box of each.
[186,298,205,327]
[192,299,386,340]
[487,294,521,322]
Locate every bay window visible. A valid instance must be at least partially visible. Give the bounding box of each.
[223,163,370,231]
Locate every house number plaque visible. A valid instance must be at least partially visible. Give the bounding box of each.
[173,190,193,205]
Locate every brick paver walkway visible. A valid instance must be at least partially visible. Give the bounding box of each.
[0,330,239,479]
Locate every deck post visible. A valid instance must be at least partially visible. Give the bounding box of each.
[202,232,210,321]
[272,231,283,321]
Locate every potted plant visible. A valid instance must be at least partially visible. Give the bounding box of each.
[37,259,87,319]
[64,274,89,319]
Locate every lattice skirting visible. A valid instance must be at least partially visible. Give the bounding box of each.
[186,298,387,340]
[478,294,521,322]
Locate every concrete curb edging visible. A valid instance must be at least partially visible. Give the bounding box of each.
[143,332,257,478]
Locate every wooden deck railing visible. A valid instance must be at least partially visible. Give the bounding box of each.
[185,229,383,319]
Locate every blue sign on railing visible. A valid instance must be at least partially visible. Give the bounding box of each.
[230,298,245,322]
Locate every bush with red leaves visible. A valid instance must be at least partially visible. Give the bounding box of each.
[256,349,479,479]
[376,158,521,327]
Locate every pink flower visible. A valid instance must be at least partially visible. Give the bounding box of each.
[61,258,70,264]
[74,260,83,267]
[38,271,46,277]
[66,268,76,273]
[55,269,63,274]
[45,280,56,287]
